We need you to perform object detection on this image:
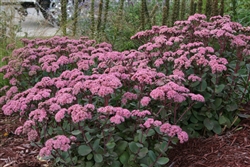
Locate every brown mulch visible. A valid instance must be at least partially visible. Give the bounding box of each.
[1,110,250,167]
[168,118,250,167]
[0,113,47,167]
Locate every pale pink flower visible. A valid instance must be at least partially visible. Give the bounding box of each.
[68,104,92,123]
[6,86,18,98]
[154,58,164,67]
[232,35,247,47]
[110,115,125,124]
[15,126,23,135]
[55,109,67,122]
[0,96,6,105]
[2,99,21,115]
[29,109,47,122]
[131,110,151,117]
[210,63,227,73]
[140,96,151,107]
[55,80,67,89]
[57,56,69,65]
[85,104,95,111]
[122,92,138,104]
[116,108,131,118]
[56,93,76,105]
[131,68,157,84]
[40,135,71,157]
[167,90,178,100]
[153,120,162,126]
[39,147,52,157]
[28,71,37,76]
[188,74,201,82]
[72,82,84,95]
[206,47,214,53]
[160,123,172,134]
[177,131,189,143]
[97,106,116,115]
[168,125,182,137]
[189,93,205,102]
[27,129,38,141]
[173,69,184,77]
[33,94,43,101]
[143,118,155,128]
[150,88,165,100]
[49,103,61,112]
[70,136,77,141]
[98,86,114,97]
[40,89,51,98]
[22,120,36,134]
[218,58,228,65]
[51,135,71,151]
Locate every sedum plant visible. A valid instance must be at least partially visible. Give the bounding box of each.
[0,36,195,166]
[131,14,250,136]
[1,14,250,166]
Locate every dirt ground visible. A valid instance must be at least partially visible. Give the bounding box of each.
[1,109,250,167]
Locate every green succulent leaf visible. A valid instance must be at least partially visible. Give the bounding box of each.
[147,129,155,137]
[156,157,169,165]
[219,115,227,125]
[148,150,156,162]
[106,142,116,150]
[200,80,207,91]
[116,141,128,155]
[203,118,214,130]
[78,145,92,156]
[110,161,121,167]
[71,130,82,135]
[119,151,129,165]
[215,84,225,93]
[93,139,101,150]
[212,121,222,134]
[129,141,139,153]
[94,154,103,163]
[226,102,238,111]
[87,153,93,160]
[138,147,148,159]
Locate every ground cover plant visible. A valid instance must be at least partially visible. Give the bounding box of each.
[0,13,250,166]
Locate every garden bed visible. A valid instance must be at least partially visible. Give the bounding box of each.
[1,108,250,167]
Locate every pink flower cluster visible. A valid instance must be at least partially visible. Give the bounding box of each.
[15,120,38,141]
[39,135,71,157]
[150,81,190,102]
[131,14,250,80]
[68,104,94,123]
[29,108,47,122]
[97,106,131,124]
[121,92,138,105]
[131,68,158,85]
[83,74,122,97]
[140,96,151,107]
[131,110,151,117]
[160,123,188,143]
[143,118,162,128]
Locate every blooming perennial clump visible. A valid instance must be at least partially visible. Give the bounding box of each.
[39,135,72,157]
[160,123,188,143]
[1,14,249,166]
